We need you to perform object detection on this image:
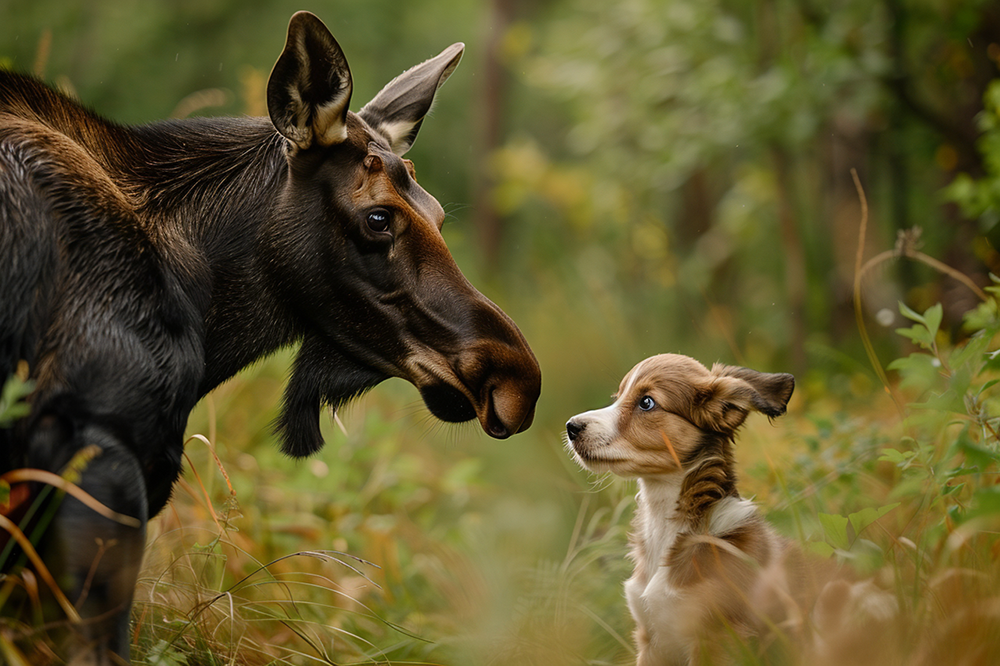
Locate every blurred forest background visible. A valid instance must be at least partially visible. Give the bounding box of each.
[4,0,1000,664]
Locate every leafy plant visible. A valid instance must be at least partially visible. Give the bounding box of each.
[0,375,32,429]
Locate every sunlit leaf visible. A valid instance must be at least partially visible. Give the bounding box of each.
[923,303,943,340]
[895,325,934,349]
[898,301,926,325]
[848,503,899,537]
[818,512,850,551]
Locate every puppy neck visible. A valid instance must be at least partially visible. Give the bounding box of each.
[633,473,686,568]
[636,431,740,533]
[636,473,685,520]
[676,431,739,530]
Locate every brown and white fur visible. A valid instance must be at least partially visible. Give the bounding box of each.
[565,354,890,665]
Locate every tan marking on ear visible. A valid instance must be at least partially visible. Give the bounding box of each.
[313,97,350,145]
[375,118,420,155]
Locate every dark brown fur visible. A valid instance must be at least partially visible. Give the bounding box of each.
[1,12,540,663]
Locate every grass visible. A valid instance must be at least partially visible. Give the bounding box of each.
[119,285,1000,665]
[4,242,1000,664]
[147,257,1000,664]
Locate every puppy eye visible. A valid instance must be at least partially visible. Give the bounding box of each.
[638,396,656,411]
[366,208,391,233]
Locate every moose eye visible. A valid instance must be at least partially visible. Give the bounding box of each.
[366,208,391,233]
[638,396,656,412]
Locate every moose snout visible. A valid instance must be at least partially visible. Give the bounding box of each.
[485,381,537,438]
[412,336,540,440]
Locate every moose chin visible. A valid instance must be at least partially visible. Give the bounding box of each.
[0,11,540,663]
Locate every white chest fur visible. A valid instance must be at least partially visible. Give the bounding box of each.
[626,477,690,661]
[626,477,761,664]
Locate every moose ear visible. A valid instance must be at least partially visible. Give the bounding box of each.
[267,11,353,150]
[359,42,464,156]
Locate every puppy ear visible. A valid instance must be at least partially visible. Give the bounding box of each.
[691,366,794,433]
[713,365,795,418]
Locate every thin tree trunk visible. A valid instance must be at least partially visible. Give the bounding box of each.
[473,0,515,276]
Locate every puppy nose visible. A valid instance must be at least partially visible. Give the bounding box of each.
[566,419,585,441]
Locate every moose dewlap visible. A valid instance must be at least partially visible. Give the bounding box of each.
[0,11,540,663]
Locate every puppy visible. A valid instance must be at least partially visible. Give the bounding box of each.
[566,354,840,665]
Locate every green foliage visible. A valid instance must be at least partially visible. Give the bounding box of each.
[811,503,900,558]
[6,1,1000,663]
[0,375,32,429]
[947,79,1000,234]
[881,296,1000,541]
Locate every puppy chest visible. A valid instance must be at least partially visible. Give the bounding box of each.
[626,567,692,653]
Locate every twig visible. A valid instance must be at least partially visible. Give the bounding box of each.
[851,170,906,415]
[0,469,141,528]
[0,515,80,622]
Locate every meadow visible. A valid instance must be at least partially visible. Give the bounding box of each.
[4,0,1000,663]
[134,275,1000,666]
[7,241,999,664]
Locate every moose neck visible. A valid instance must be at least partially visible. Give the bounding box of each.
[125,117,301,393]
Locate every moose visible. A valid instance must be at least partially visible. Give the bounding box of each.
[0,11,541,663]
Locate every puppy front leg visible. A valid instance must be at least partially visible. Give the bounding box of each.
[634,623,654,666]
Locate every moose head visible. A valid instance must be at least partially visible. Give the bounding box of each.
[228,12,541,454]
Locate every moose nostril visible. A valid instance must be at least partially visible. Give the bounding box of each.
[488,423,510,439]
[566,419,584,441]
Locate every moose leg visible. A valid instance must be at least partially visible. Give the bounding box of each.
[27,415,148,664]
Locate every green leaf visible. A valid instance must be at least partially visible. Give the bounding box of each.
[911,389,968,414]
[962,487,1000,523]
[957,438,1000,469]
[924,303,943,340]
[898,301,926,325]
[847,503,899,537]
[818,512,850,550]
[941,483,965,496]
[806,541,836,558]
[878,448,914,465]
[146,639,189,666]
[0,375,34,429]
[887,353,940,390]
[895,324,934,349]
[977,378,1000,398]
[951,331,991,372]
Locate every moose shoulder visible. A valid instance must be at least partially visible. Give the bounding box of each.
[0,11,540,662]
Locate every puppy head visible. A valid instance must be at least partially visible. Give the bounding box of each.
[565,354,794,478]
